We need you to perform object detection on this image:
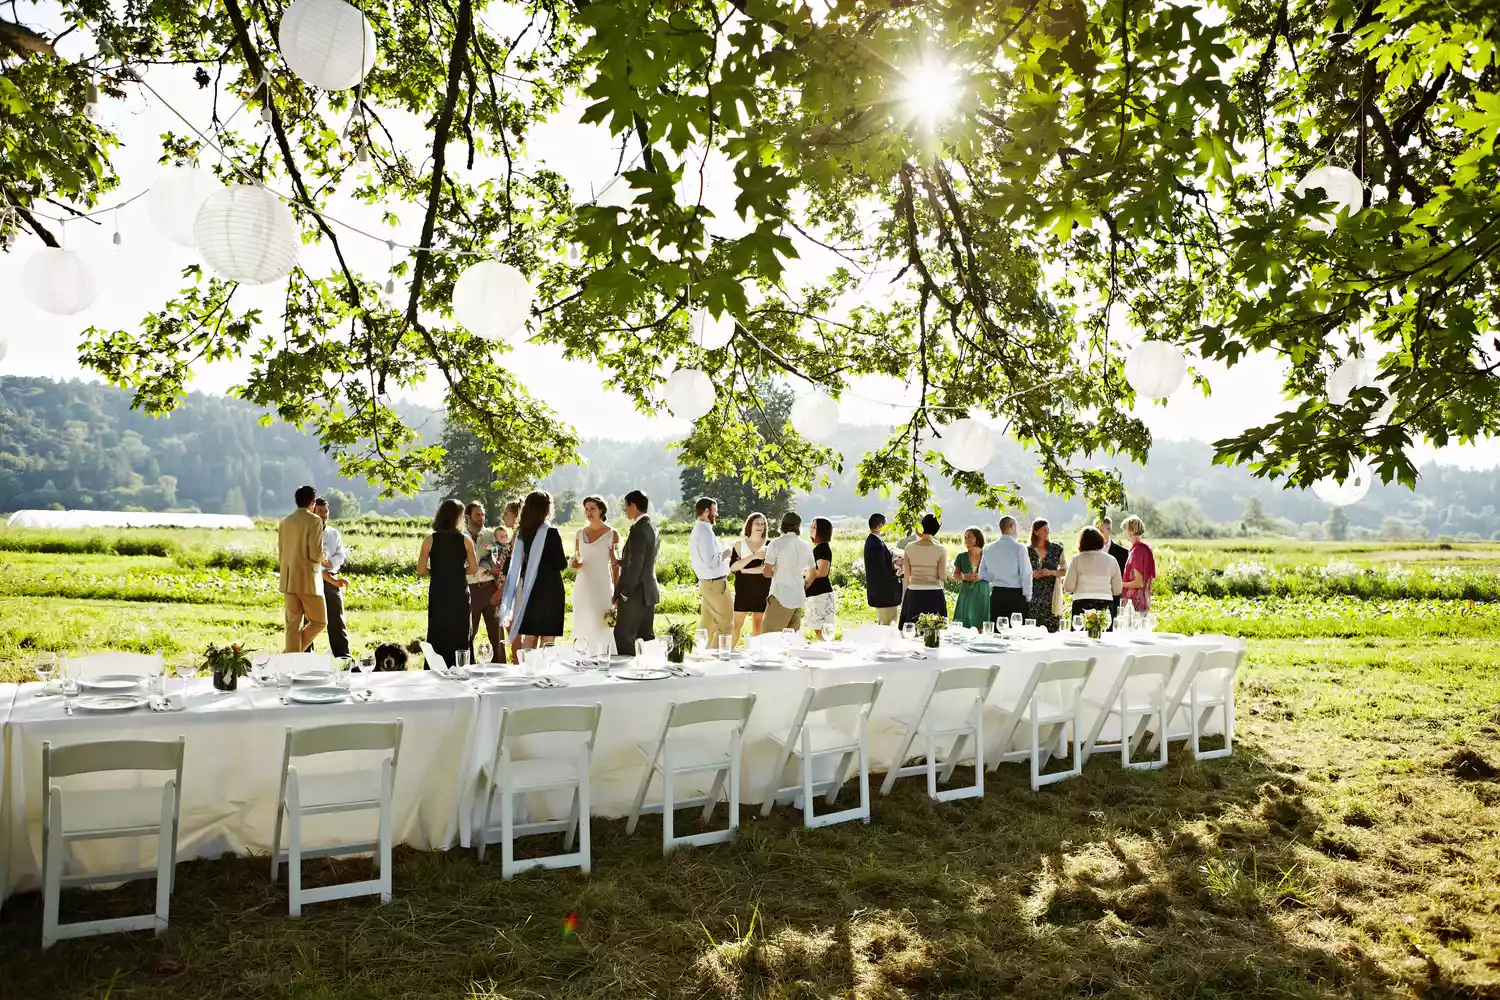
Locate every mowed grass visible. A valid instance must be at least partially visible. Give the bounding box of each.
[0,638,1498,998]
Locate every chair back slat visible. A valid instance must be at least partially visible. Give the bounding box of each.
[287,721,403,758]
[1198,648,1245,676]
[808,679,883,713]
[1039,657,1095,684]
[64,651,163,679]
[932,665,999,696]
[45,737,184,778]
[668,695,756,730]
[500,703,602,740]
[1127,652,1179,678]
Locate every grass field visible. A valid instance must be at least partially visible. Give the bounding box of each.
[1,526,1498,998]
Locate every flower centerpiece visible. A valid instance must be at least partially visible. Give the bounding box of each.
[662,620,695,664]
[202,641,253,691]
[1082,608,1108,640]
[915,613,946,649]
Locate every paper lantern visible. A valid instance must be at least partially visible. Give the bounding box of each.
[1312,457,1372,506]
[941,418,993,472]
[147,166,222,247]
[1125,340,1187,399]
[451,260,534,340]
[277,0,377,92]
[1295,165,1364,229]
[1325,355,1378,406]
[689,306,736,350]
[22,248,98,315]
[790,393,839,440]
[194,185,300,285]
[662,368,715,420]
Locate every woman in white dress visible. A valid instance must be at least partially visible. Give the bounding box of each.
[569,495,620,653]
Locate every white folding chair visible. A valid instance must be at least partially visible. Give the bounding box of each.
[41,736,184,948]
[475,703,601,878]
[881,665,999,801]
[1169,647,1244,760]
[761,679,883,828]
[1085,653,1179,770]
[269,651,334,677]
[989,658,1095,790]
[628,695,757,853]
[63,651,163,680]
[270,719,404,916]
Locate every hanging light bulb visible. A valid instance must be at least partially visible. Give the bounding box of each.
[111,208,122,249]
[384,277,395,295]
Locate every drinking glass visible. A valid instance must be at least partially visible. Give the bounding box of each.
[61,660,80,715]
[902,622,917,643]
[1010,613,1023,629]
[781,627,795,653]
[820,624,835,643]
[573,636,589,665]
[454,650,471,677]
[717,634,732,658]
[175,657,196,705]
[274,660,293,702]
[250,651,270,686]
[695,628,709,657]
[995,617,1007,633]
[334,657,353,693]
[981,621,994,636]
[477,639,493,665]
[1024,618,1036,629]
[359,652,375,673]
[34,652,55,696]
[1073,614,1085,633]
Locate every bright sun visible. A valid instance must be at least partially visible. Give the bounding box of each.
[900,61,961,125]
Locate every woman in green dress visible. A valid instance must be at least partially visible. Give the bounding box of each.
[951,527,991,629]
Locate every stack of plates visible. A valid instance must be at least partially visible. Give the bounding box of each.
[78,674,144,693]
[745,655,784,670]
[291,670,333,685]
[287,686,348,704]
[615,668,671,681]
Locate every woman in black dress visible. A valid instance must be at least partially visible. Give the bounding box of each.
[504,490,567,661]
[729,511,771,649]
[417,498,478,667]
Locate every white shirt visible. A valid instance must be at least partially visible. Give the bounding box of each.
[321,525,348,575]
[465,526,497,585]
[763,532,816,609]
[689,519,728,580]
[1063,549,1123,602]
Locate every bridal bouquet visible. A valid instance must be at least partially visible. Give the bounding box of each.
[604,607,618,628]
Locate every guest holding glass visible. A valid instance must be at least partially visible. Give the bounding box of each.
[729,511,771,649]
[898,513,948,626]
[980,514,1031,624]
[690,496,733,649]
[1120,514,1157,615]
[1028,518,1067,631]
[804,517,837,640]
[951,527,990,629]
[501,490,568,660]
[417,499,478,667]
[863,513,902,625]
[1063,527,1123,626]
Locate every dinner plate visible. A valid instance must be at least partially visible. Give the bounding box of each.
[800,647,835,660]
[745,658,785,670]
[872,650,908,661]
[467,664,508,676]
[1062,638,1094,647]
[616,669,671,681]
[75,694,150,712]
[291,671,333,685]
[1155,632,1187,639]
[287,686,348,704]
[966,642,1010,654]
[480,676,536,689]
[78,674,144,692]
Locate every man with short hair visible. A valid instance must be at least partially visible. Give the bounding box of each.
[863,513,902,625]
[313,497,350,657]
[277,485,327,653]
[761,511,817,634]
[1097,515,1129,623]
[612,490,661,654]
[979,514,1032,625]
[690,496,733,648]
[465,501,503,662]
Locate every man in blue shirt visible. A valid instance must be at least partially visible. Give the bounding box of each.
[979,514,1031,625]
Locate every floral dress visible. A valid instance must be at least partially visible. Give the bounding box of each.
[1028,541,1064,632]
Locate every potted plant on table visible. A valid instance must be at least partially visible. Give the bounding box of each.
[915,613,946,649]
[202,642,253,692]
[1081,609,1108,640]
[662,621,695,664]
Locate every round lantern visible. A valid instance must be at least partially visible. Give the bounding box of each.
[662,368,715,420]
[147,166,222,247]
[194,185,300,285]
[277,0,378,92]
[790,393,839,440]
[1324,355,1377,406]
[1312,457,1372,507]
[1124,340,1187,399]
[1295,165,1364,227]
[941,418,994,472]
[689,306,736,351]
[22,248,98,315]
[451,260,534,340]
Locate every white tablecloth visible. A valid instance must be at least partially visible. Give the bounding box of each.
[3,671,475,896]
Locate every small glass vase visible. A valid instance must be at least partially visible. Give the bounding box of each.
[212,666,238,692]
[922,630,941,649]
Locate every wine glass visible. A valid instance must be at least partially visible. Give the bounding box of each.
[274,658,293,702]
[1072,613,1085,633]
[573,636,589,667]
[902,622,917,643]
[174,656,196,706]
[1024,618,1036,630]
[34,652,56,696]
[359,651,375,673]
[1101,610,1112,634]
[477,638,493,665]
[250,651,271,688]
[1010,613,1023,629]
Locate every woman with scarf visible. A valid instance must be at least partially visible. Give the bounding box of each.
[500,490,568,661]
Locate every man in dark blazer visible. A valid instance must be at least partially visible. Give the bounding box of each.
[863,513,902,625]
[612,489,660,654]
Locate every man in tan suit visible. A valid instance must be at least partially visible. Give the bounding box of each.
[278,485,327,653]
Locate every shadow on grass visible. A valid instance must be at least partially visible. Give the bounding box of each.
[0,738,1412,999]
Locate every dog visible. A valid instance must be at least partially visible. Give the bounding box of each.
[374,642,409,672]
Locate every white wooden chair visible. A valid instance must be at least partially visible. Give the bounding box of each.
[881,665,999,800]
[475,703,601,878]
[628,695,757,854]
[1084,653,1179,770]
[63,651,163,680]
[41,736,184,948]
[989,658,1096,790]
[269,651,333,678]
[270,719,404,916]
[1150,647,1244,760]
[761,679,883,828]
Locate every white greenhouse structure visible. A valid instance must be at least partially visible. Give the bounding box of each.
[5,510,255,530]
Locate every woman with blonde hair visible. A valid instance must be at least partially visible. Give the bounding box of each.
[1119,514,1157,613]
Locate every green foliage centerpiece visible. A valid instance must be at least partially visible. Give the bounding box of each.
[662,621,695,664]
[203,642,252,692]
[916,613,946,649]
[1082,609,1108,641]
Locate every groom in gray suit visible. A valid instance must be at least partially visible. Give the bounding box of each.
[612,489,660,654]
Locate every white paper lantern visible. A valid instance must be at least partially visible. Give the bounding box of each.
[941,418,994,472]
[1312,457,1373,507]
[689,306,736,350]
[277,0,377,92]
[147,166,222,247]
[790,393,839,440]
[194,185,300,285]
[1325,355,1378,406]
[22,248,98,315]
[1295,165,1364,229]
[451,260,534,340]
[662,368,715,420]
[1125,340,1187,398]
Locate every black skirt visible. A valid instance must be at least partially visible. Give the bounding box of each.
[515,527,568,637]
[733,561,771,612]
[899,588,948,626]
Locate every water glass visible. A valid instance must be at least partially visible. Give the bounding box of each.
[902,622,917,643]
[34,652,55,695]
[251,652,271,686]
[717,634,731,659]
[274,660,293,700]
[1073,614,1085,633]
[695,628,709,656]
[61,660,80,714]
[335,657,354,692]
[1024,618,1036,629]
[981,621,994,636]
[1010,613,1023,629]
[781,627,795,653]
[454,650,471,678]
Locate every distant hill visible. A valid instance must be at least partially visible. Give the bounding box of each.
[2,376,1497,539]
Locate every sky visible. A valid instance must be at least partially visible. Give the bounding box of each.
[3,4,1498,474]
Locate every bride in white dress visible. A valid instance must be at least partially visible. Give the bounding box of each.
[570,495,620,652]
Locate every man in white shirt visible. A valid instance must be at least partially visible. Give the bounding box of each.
[979,514,1032,625]
[760,511,816,634]
[313,497,350,658]
[689,496,733,648]
[464,501,502,662]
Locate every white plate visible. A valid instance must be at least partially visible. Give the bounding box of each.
[468,664,508,676]
[967,642,1010,654]
[1062,638,1093,647]
[872,650,908,661]
[1155,632,1186,639]
[480,676,535,689]
[616,669,671,681]
[291,671,333,685]
[287,686,349,704]
[800,648,835,660]
[75,694,150,712]
[745,658,785,670]
[78,674,145,692]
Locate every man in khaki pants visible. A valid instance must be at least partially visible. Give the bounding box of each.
[278,485,327,653]
[760,511,816,635]
[689,497,733,648]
